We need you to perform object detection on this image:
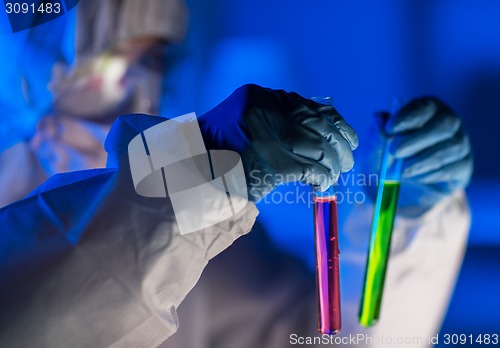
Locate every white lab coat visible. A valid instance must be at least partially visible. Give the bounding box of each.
[0,114,258,347]
[0,114,470,348]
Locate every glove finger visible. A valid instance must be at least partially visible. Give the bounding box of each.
[299,161,337,191]
[325,130,355,172]
[390,111,461,158]
[284,127,353,173]
[402,130,471,178]
[318,106,359,150]
[279,152,337,191]
[287,92,359,150]
[411,154,473,186]
[386,97,438,134]
[292,105,331,136]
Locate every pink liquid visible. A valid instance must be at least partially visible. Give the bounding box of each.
[314,195,341,335]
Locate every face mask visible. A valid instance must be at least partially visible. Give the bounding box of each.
[51,54,134,119]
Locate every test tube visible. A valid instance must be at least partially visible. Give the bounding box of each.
[313,185,341,335]
[359,100,403,327]
[311,96,341,335]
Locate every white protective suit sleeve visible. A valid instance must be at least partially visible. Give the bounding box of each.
[0,114,259,348]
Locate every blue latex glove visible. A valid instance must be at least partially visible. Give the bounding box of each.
[383,97,473,217]
[199,84,359,202]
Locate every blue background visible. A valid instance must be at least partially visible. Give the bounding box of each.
[0,0,499,340]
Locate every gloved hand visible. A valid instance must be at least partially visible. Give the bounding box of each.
[377,97,473,217]
[198,84,359,202]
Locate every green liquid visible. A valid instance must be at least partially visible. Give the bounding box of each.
[359,180,400,327]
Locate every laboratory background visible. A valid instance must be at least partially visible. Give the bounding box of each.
[1,0,499,345]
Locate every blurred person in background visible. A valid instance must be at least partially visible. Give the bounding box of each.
[0,1,472,348]
[0,0,187,207]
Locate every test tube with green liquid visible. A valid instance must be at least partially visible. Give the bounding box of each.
[359,101,403,327]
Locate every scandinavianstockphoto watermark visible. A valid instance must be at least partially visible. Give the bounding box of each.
[250,171,379,207]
